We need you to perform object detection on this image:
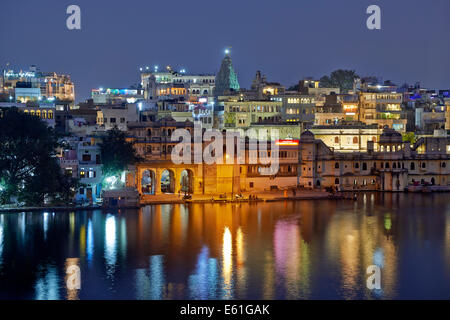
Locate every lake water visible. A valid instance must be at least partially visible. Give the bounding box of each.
[0,193,449,299]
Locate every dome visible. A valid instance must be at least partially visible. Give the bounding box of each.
[300,130,315,141]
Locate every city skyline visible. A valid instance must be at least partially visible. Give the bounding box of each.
[1,0,450,102]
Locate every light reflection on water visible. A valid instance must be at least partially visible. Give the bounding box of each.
[0,193,449,299]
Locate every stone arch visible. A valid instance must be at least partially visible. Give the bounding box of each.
[161,169,175,193]
[141,170,156,195]
[180,169,194,193]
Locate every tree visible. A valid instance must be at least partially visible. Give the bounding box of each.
[0,108,78,205]
[99,126,140,189]
[320,69,358,93]
[402,132,416,144]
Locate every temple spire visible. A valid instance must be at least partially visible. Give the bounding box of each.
[214,48,240,97]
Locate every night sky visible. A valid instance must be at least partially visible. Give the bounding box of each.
[1,0,449,102]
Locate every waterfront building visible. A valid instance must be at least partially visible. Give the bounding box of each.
[132,135,299,198]
[58,136,103,203]
[127,117,195,162]
[299,128,450,192]
[308,122,381,152]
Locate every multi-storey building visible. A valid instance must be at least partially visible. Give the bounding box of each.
[280,94,316,128]
[308,122,381,152]
[59,136,103,203]
[299,128,450,192]
[91,87,144,104]
[96,103,139,131]
[359,92,407,132]
[1,66,75,103]
[222,99,282,129]
[140,67,215,102]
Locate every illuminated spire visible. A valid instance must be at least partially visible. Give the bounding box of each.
[215,48,240,97]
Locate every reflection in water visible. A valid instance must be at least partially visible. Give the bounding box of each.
[105,214,117,279]
[188,246,219,299]
[149,255,165,300]
[43,212,48,240]
[86,220,94,264]
[34,265,60,300]
[222,227,233,299]
[274,221,302,299]
[0,193,449,299]
[0,216,3,265]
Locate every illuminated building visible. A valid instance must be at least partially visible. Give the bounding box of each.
[308,122,381,152]
[140,67,215,102]
[0,102,55,127]
[250,71,285,99]
[132,131,299,198]
[1,66,75,103]
[59,136,103,203]
[96,103,140,131]
[314,93,359,125]
[299,128,450,191]
[222,100,282,129]
[359,92,407,132]
[297,78,340,96]
[127,117,195,162]
[91,87,144,104]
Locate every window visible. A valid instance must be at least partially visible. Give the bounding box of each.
[385,162,390,169]
[335,162,339,169]
[410,162,415,170]
[79,171,86,178]
[362,162,367,170]
[334,137,339,144]
[442,162,446,168]
[249,182,254,188]
[82,154,91,162]
[110,118,116,123]
[335,178,340,185]
[355,162,359,169]
[353,137,358,144]
[421,162,426,169]
[120,118,125,123]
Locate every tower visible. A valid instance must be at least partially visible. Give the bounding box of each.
[214,49,240,98]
